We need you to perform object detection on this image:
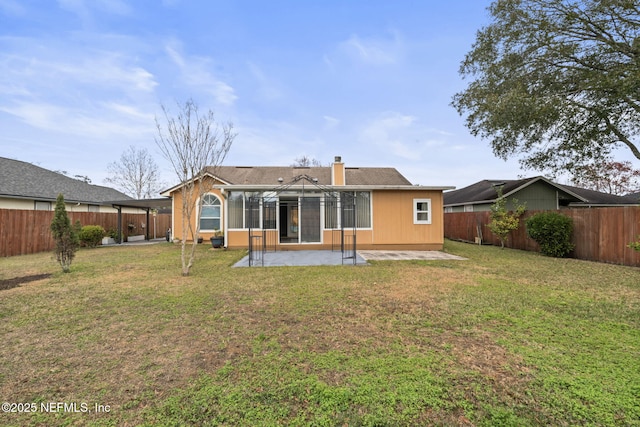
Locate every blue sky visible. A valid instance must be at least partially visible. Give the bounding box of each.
[1,0,529,192]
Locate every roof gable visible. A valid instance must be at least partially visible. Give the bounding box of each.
[0,157,132,204]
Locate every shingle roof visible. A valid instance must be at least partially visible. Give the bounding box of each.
[205,165,413,186]
[444,176,639,207]
[0,157,133,204]
[561,184,639,205]
[443,178,542,205]
[626,191,640,200]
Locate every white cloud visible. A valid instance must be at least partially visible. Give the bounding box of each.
[323,115,340,129]
[247,61,282,100]
[359,112,417,159]
[164,40,237,106]
[57,0,131,21]
[0,0,25,15]
[0,38,158,97]
[335,31,404,66]
[1,101,153,140]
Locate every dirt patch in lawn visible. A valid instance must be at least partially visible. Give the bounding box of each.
[0,273,52,291]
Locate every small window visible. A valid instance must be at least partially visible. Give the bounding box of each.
[464,204,474,212]
[200,194,221,231]
[88,204,100,212]
[414,198,431,224]
[34,201,51,211]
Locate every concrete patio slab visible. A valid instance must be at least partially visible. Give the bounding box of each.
[358,250,467,261]
[233,250,367,267]
[233,249,466,267]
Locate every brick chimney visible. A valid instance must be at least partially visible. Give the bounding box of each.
[331,156,345,186]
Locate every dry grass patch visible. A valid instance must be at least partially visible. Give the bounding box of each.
[0,241,638,426]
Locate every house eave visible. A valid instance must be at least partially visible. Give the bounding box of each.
[0,193,116,206]
[567,202,640,208]
[215,184,455,192]
[444,199,495,208]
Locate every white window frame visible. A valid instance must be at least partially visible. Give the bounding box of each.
[199,193,222,231]
[413,198,431,224]
[34,200,51,211]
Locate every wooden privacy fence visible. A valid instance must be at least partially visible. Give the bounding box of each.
[0,209,172,258]
[444,207,640,267]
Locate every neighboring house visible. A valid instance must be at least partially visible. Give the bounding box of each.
[444,176,639,212]
[0,156,138,212]
[161,156,454,250]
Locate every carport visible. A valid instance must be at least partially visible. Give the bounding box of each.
[107,198,172,243]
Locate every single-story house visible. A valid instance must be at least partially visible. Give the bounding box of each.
[0,156,147,212]
[162,156,455,250]
[444,176,639,212]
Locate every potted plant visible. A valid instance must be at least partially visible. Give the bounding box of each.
[210,229,224,248]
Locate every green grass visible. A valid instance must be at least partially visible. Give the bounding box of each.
[0,241,638,426]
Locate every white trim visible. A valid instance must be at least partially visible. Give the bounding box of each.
[197,193,223,232]
[413,198,432,224]
[217,184,454,191]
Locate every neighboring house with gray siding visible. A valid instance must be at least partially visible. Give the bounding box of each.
[0,156,139,212]
[444,176,639,212]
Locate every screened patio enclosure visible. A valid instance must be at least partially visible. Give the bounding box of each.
[244,174,360,266]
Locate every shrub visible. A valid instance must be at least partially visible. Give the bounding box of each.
[526,212,575,257]
[488,188,526,248]
[50,194,79,272]
[629,237,640,252]
[79,225,106,248]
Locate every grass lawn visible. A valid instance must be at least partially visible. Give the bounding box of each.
[0,240,638,426]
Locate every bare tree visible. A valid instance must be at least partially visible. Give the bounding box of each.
[104,146,163,199]
[291,155,323,167]
[155,99,235,276]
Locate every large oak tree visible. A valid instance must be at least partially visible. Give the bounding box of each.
[452,0,640,175]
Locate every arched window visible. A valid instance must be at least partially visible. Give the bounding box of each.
[200,194,221,231]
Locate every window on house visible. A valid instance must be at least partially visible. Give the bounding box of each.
[324,193,339,229]
[245,193,261,229]
[263,197,277,229]
[88,204,100,212]
[34,201,51,211]
[334,191,372,229]
[414,198,431,224]
[228,192,244,229]
[464,204,474,212]
[200,194,221,231]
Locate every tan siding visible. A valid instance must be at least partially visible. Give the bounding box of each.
[170,177,225,241]
[372,190,444,248]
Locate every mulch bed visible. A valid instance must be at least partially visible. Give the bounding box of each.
[0,274,52,291]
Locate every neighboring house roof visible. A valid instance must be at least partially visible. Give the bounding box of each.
[207,165,412,187]
[0,156,133,204]
[627,191,640,200]
[561,184,639,206]
[444,176,639,208]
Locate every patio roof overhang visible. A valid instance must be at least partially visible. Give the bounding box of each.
[105,197,172,243]
[106,197,172,210]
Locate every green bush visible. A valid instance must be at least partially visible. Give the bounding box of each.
[79,225,106,248]
[526,212,575,257]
